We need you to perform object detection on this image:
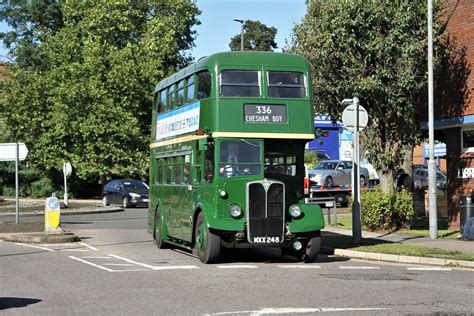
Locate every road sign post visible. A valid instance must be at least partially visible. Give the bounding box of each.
[1,143,28,223]
[342,98,368,245]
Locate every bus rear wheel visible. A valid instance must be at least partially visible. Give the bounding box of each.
[296,231,321,263]
[154,208,166,249]
[194,212,220,264]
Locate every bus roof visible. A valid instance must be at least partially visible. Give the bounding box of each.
[154,51,310,92]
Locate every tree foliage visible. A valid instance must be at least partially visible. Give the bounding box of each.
[229,20,277,51]
[0,0,200,188]
[291,0,446,194]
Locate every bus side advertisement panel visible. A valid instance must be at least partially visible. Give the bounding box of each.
[156,102,200,140]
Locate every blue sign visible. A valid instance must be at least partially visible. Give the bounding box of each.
[423,143,446,158]
[48,198,59,209]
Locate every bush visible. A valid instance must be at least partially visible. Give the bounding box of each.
[360,189,414,231]
[29,178,56,198]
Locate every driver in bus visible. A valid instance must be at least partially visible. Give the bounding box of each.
[220,142,242,176]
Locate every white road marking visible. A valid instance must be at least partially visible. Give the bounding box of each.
[339,266,380,270]
[82,256,112,259]
[107,254,200,270]
[407,267,452,271]
[111,269,153,273]
[60,249,89,252]
[206,307,391,315]
[69,256,114,272]
[277,265,321,269]
[217,265,258,269]
[102,263,135,267]
[14,243,55,252]
[79,242,99,251]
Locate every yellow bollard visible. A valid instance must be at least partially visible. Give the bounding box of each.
[45,196,62,234]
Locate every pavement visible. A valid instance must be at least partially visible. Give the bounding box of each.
[0,200,472,269]
[322,226,474,269]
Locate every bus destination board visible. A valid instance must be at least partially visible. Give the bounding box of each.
[244,104,287,123]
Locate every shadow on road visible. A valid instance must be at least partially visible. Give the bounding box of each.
[0,297,42,310]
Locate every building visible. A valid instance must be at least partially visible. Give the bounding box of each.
[419,0,474,229]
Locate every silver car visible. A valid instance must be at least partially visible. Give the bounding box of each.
[309,160,370,187]
[413,168,447,190]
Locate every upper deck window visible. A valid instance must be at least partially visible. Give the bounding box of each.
[177,80,185,106]
[186,76,195,102]
[197,71,211,99]
[167,86,176,109]
[220,70,260,97]
[268,71,306,98]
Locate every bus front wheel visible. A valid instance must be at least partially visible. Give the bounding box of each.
[194,212,220,264]
[297,231,321,263]
[154,208,166,249]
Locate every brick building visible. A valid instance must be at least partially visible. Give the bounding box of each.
[419,0,474,229]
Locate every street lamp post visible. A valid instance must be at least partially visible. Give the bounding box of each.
[233,18,245,51]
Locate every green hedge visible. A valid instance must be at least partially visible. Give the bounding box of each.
[360,189,414,231]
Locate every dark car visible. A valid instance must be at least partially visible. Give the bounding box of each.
[101,179,149,208]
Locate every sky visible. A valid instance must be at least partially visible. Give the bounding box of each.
[0,0,308,61]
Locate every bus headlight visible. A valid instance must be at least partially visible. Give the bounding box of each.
[229,204,242,218]
[289,205,302,218]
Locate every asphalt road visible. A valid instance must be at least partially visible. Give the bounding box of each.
[1,208,473,315]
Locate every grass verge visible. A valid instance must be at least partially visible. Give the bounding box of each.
[322,232,474,262]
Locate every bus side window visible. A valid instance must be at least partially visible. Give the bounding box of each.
[174,156,183,184]
[157,158,164,184]
[183,164,191,185]
[204,144,214,183]
[195,150,202,184]
[177,80,185,106]
[167,85,175,110]
[165,158,172,184]
[197,71,211,99]
[159,90,166,113]
[186,76,195,102]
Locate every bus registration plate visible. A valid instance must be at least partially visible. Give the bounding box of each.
[244,104,287,123]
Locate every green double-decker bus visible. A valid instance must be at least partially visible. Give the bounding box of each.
[147,51,325,263]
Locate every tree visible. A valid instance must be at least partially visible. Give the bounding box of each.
[291,0,447,194]
[0,0,64,69]
[0,0,200,191]
[229,20,277,51]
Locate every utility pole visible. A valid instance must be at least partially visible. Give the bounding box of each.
[427,0,438,239]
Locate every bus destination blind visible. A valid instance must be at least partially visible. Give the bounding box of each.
[244,104,287,124]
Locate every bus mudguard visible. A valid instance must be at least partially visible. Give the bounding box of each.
[194,201,246,232]
[288,204,325,233]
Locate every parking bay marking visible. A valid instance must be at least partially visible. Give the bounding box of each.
[69,256,115,272]
[278,265,321,269]
[217,265,258,269]
[107,254,200,271]
[79,242,99,251]
[339,266,380,270]
[14,243,55,252]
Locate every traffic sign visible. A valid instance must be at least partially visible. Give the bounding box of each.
[0,143,29,161]
[342,104,368,132]
[63,162,72,177]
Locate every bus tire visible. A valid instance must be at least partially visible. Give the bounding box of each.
[154,207,166,249]
[194,212,220,264]
[297,231,321,263]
